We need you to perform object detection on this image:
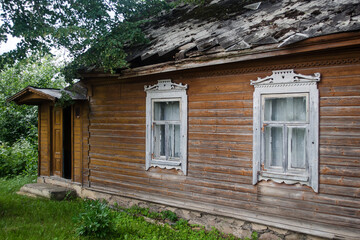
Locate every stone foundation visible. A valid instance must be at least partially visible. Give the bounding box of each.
[38,176,327,240]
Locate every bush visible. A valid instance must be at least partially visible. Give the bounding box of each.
[0,138,38,178]
[74,199,116,238]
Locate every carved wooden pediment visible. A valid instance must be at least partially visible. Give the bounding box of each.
[250,69,320,86]
[144,79,187,92]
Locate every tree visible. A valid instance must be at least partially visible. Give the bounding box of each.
[0,0,170,82]
[0,54,66,144]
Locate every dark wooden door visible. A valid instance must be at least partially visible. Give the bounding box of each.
[52,107,63,177]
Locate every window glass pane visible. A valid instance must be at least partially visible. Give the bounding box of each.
[154,124,180,159]
[154,124,165,157]
[169,124,180,158]
[154,101,180,121]
[264,96,306,122]
[265,126,283,167]
[289,127,306,169]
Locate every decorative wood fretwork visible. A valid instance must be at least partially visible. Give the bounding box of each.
[178,57,360,79]
[144,79,188,92]
[250,69,320,87]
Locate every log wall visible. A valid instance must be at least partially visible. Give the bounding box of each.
[82,48,360,238]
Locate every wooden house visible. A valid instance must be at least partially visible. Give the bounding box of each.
[8,0,360,239]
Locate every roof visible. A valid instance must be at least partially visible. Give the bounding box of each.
[126,0,360,67]
[7,84,87,105]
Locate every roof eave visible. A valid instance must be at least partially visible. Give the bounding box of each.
[6,86,57,105]
[78,31,360,80]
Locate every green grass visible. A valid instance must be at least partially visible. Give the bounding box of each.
[0,176,255,240]
[0,176,83,240]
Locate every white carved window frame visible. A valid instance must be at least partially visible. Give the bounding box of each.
[144,79,188,174]
[251,70,320,192]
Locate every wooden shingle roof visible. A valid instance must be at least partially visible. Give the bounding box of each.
[126,0,360,66]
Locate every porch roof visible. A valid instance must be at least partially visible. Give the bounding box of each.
[7,86,87,105]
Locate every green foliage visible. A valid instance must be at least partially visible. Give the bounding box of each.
[0,54,66,144]
[0,0,172,82]
[0,176,83,240]
[74,199,116,238]
[0,176,256,239]
[245,232,259,240]
[125,205,178,222]
[161,209,178,222]
[0,138,38,178]
[55,91,74,108]
[0,54,66,177]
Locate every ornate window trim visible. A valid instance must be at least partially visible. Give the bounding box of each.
[144,79,188,174]
[251,70,320,192]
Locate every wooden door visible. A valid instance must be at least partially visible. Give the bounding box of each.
[52,107,63,177]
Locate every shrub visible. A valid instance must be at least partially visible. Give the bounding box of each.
[161,210,178,222]
[74,199,116,238]
[0,138,38,178]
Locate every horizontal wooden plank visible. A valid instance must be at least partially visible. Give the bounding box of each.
[189,155,251,168]
[189,125,252,134]
[320,184,360,198]
[90,136,145,144]
[189,108,252,118]
[319,85,360,97]
[188,82,253,95]
[90,153,145,164]
[90,123,145,131]
[320,135,360,146]
[90,146,145,158]
[189,147,252,159]
[189,100,253,110]
[188,169,252,185]
[189,162,252,176]
[257,194,360,219]
[320,175,360,188]
[320,155,360,167]
[189,140,252,152]
[320,75,360,87]
[189,92,253,102]
[320,96,360,107]
[91,104,145,112]
[189,132,252,143]
[320,165,360,178]
[90,111,144,118]
[90,117,145,124]
[90,129,144,137]
[320,106,360,116]
[184,177,256,194]
[189,117,253,126]
[89,140,145,151]
[257,181,360,209]
[90,98,145,105]
[320,146,360,157]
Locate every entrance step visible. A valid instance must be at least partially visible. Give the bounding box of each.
[17,183,77,200]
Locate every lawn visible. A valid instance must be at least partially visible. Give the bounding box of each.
[0,176,253,240]
[0,176,83,240]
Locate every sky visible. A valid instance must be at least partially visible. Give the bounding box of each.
[0,34,21,54]
[0,34,71,62]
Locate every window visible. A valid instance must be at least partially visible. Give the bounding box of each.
[251,70,320,192]
[144,79,187,174]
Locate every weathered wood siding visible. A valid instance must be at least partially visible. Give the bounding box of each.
[83,49,360,237]
[72,103,83,182]
[81,101,90,186]
[38,102,51,176]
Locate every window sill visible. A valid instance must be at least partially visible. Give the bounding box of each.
[149,160,181,170]
[260,171,309,184]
